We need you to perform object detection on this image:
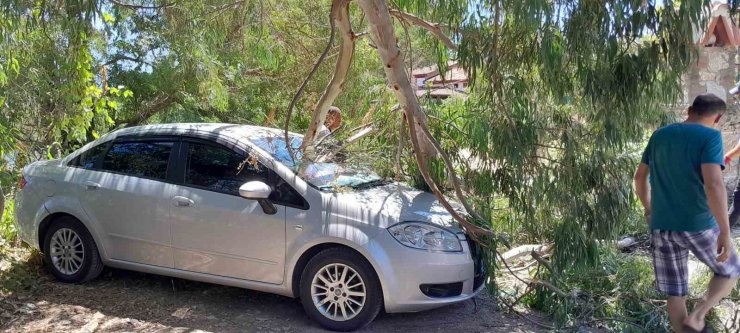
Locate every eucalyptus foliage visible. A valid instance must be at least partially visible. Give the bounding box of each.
[399,0,705,265]
[386,0,710,327]
[0,0,723,329]
[0,0,388,186]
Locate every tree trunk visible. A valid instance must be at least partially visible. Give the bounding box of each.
[0,185,4,221]
[299,0,355,152]
[354,0,436,159]
[357,0,491,237]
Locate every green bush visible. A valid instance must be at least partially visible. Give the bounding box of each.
[1,198,16,242]
[527,248,672,332]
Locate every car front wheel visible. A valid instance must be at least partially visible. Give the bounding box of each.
[43,216,104,283]
[300,248,382,331]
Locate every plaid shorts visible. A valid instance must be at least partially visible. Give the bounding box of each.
[651,226,740,297]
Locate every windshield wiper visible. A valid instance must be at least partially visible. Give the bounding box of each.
[351,179,386,189]
[317,184,336,191]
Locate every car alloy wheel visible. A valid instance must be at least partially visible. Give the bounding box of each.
[300,248,382,331]
[43,216,104,283]
[50,228,85,275]
[310,263,366,321]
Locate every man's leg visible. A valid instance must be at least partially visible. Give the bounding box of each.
[684,276,738,330]
[667,296,688,333]
[729,181,740,227]
[682,227,740,331]
[652,230,691,333]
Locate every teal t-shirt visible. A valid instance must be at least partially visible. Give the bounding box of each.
[641,123,724,232]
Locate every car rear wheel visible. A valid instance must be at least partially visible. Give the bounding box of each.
[300,248,382,331]
[43,216,103,283]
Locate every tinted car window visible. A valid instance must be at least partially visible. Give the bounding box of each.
[69,143,108,169]
[185,142,269,194]
[271,175,307,208]
[101,141,173,180]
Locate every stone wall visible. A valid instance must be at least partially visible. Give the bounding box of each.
[683,46,740,189]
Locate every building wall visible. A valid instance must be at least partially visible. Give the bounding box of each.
[683,46,740,189]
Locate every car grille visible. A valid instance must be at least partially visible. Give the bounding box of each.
[469,239,486,290]
[419,282,464,298]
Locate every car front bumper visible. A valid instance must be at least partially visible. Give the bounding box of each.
[368,232,487,313]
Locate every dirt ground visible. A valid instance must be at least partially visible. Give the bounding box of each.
[0,252,548,333]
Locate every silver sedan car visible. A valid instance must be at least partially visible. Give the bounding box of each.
[14,123,485,331]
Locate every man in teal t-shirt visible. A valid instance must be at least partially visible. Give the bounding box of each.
[634,94,740,333]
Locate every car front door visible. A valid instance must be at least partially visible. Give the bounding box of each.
[169,139,287,284]
[73,138,178,267]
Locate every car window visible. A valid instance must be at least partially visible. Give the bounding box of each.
[69,143,108,169]
[101,141,173,180]
[185,142,269,194]
[271,175,307,208]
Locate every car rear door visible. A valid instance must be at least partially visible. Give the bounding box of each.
[168,139,287,284]
[72,137,178,268]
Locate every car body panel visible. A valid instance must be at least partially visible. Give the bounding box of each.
[170,185,287,284]
[14,123,485,315]
[73,168,177,268]
[105,258,294,297]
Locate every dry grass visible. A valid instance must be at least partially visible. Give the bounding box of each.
[0,244,546,333]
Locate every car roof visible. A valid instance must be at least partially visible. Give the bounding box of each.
[109,123,302,141]
[63,123,302,164]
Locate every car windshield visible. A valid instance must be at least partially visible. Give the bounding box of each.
[249,133,383,191]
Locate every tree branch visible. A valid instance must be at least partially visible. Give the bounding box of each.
[120,93,177,127]
[358,0,490,237]
[316,125,375,162]
[104,55,155,67]
[283,0,341,163]
[389,9,457,50]
[108,0,173,10]
[395,117,405,181]
[299,0,355,152]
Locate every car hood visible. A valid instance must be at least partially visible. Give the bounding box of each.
[331,182,464,231]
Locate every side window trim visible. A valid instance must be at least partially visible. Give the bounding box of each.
[92,140,113,170]
[269,171,310,210]
[66,140,113,170]
[166,140,185,184]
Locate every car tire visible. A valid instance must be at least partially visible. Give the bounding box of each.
[43,216,104,283]
[300,247,383,331]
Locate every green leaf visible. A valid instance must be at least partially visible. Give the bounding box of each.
[9,58,19,75]
[102,12,115,24]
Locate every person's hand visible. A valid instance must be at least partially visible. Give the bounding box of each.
[645,211,651,226]
[717,232,733,262]
[724,154,732,167]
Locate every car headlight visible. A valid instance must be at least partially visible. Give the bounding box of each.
[387,222,462,252]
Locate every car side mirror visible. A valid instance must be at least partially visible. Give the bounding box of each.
[239,181,271,199]
[239,181,277,215]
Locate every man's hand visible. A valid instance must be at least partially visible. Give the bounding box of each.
[717,233,733,262]
[645,211,651,226]
[634,163,651,226]
[724,154,732,167]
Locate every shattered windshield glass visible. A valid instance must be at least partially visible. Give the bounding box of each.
[249,133,383,191]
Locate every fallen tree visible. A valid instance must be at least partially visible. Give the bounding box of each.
[284,0,491,237]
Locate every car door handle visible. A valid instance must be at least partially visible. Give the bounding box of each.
[83,181,100,191]
[172,196,195,207]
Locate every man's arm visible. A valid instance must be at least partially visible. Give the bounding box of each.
[701,164,732,262]
[634,163,651,224]
[724,139,740,164]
